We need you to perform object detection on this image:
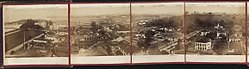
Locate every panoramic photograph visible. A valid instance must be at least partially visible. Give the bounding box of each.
[132,3,184,55]
[70,4,131,56]
[131,3,185,63]
[185,2,246,62]
[247,2,249,62]
[3,4,68,64]
[70,4,131,64]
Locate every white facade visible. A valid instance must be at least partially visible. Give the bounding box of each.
[195,42,212,51]
[165,37,178,41]
[229,38,241,42]
[229,34,242,42]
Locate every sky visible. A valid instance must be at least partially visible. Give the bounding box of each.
[186,2,245,14]
[71,3,184,16]
[4,4,68,22]
[132,3,184,15]
[4,2,246,22]
[71,4,130,16]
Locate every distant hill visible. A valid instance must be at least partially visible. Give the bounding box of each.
[5,19,51,25]
[185,14,244,34]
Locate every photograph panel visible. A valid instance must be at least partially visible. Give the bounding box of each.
[3,4,69,65]
[247,2,249,63]
[131,2,185,63]
[185,2,246,62]
[70,4,131,64]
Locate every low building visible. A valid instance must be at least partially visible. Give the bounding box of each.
[81,35,109,41]
[200,29,210,36]
[195,37,212,51]
[229,34,242,42]
[165,32,184,42]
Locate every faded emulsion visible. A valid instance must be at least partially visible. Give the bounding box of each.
[132,3,184,55]
[3,5,69,58]
[70,4,131,56]
[185,3,246,55]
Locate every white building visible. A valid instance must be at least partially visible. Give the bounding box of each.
[195,37,212,51]
[229,34,242,42]
[200,29,210,36]
[214,23,227,38]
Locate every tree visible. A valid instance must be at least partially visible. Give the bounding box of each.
[45,20,53,29]
[90,21,98,33]
[20,19,37,30]
[206,32,217,40]
[144,30,156,49]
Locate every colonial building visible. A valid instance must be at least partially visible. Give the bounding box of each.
[195,37,212,51]
[214,23,227,39]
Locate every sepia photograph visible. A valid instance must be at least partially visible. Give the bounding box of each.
[247,2,249,62]
[2,2,248,65]
[131,2,185,63]
[3,4,69,65]
[70,4,131,64]
[185,2,246,62]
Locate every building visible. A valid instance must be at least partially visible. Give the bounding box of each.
[200,29,210,36]
[80,35,109,41]
[229,34,242,42]
[164,32,184,41]
[195,37,212,51]
[214,23,227,38]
